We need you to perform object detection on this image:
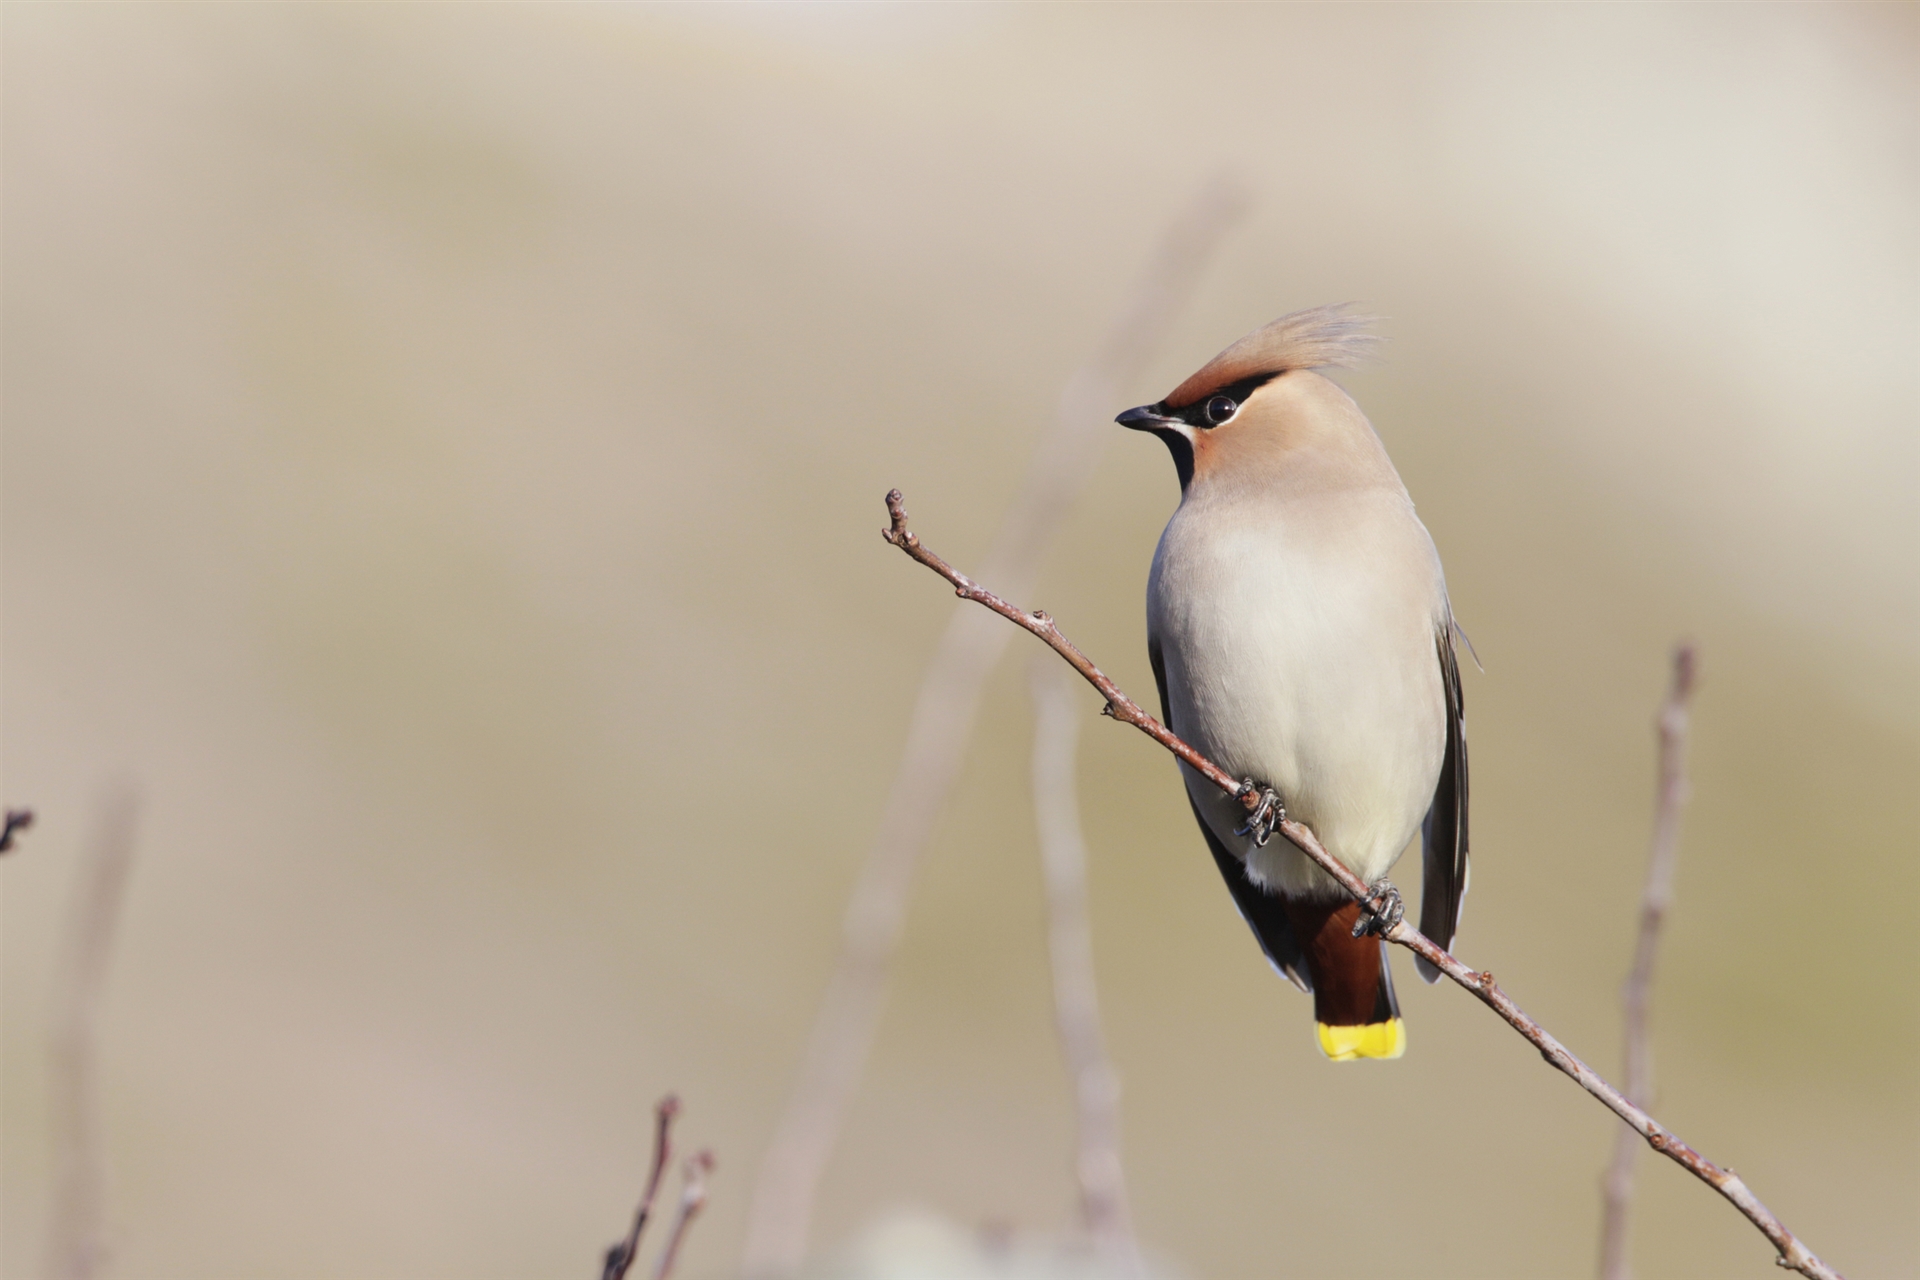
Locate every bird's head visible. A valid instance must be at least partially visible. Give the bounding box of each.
[1118,304,1381,492]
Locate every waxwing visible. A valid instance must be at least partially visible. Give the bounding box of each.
[1118,305,1468,1061]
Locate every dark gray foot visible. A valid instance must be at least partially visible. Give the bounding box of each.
[1351,879,1405,937]
[1233,779,1286,847]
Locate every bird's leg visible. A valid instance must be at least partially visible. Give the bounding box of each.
[1351,879,1406,938]
[1233,778,1286,847]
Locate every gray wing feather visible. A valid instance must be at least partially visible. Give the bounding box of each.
[1193,796,1312,993]
[1415,624,1470,984]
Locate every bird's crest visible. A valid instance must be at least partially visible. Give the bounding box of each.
[1164,304,1382,409]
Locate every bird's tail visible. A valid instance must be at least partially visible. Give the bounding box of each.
[1283,899,1405,1061]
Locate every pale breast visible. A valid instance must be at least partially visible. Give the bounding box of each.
[1148,485,1449,899]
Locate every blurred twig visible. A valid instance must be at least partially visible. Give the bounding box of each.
[652,1151,715,1280]
[1599,646,1697,1280]
[741,179,1248,1277]
[1,807,35,853]
[48,788,139,1280]
[1030,658,1140,1273]
[602,1095,682,1280]
[881,492,1842,1280]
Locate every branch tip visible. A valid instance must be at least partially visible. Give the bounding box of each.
[1671,643,1697,701]
[601,1093,692,1280]
[0,808,34,854]
[652,1150,717,1280]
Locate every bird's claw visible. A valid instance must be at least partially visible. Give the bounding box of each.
[1233,779,1286,847]
[1351,879,1405,937]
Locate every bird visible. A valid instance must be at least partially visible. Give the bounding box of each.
[1116,304,1468,1062]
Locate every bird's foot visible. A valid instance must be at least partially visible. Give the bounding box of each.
[1351,879,1405,938]
[1233,779,1286,847]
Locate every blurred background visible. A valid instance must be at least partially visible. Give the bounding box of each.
[3,4,1915,1278]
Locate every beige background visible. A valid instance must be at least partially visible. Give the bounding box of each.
[3,5,1915,1278]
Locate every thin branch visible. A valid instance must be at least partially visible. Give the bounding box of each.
[652,1151,715,1280]
[1599,646,1698,1280]
[1,807,34,853]
[882,492,1841,1280]
[603,1095,682,1280]
[741,179,1248,1277]
[1029,659,1140,1273]
[47,788,139,1280]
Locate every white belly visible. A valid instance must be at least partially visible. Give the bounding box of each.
[1148,487,1448,899]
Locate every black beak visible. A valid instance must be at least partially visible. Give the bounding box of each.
[1117,403,1177,430]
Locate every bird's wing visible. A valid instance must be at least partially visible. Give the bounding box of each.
[1191,796,1313,993]
[1151,635,1311,993]
[1415,623,1470,983]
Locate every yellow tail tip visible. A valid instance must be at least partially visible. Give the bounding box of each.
[1318,1019,1406,1061]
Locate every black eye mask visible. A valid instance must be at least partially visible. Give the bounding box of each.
[1165,372,1279,429]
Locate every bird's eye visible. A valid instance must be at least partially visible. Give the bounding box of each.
[1204,395,1238,425]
